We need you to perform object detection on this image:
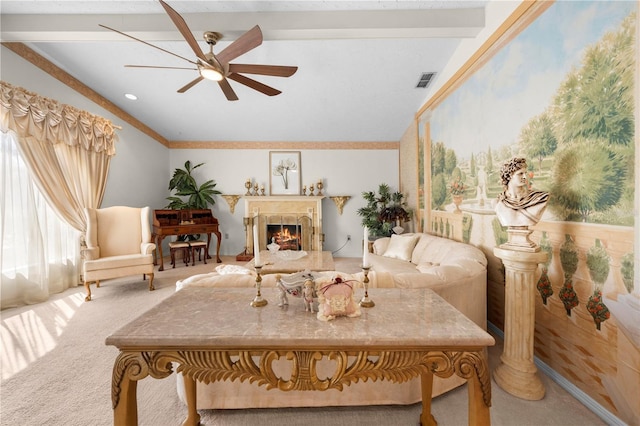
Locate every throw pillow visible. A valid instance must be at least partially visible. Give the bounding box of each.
[382,234,420,262]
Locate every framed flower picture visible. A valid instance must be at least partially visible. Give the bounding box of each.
[269,151,301,195]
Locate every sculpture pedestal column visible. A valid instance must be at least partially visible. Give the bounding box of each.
[493,247,548,400]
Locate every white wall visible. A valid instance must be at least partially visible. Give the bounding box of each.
[1,46,169,211]
[169,149,399,257]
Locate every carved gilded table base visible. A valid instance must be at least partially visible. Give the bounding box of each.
[106,287,494,426]
[111,348,491,426]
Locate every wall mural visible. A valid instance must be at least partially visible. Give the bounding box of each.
[421,1,637,423]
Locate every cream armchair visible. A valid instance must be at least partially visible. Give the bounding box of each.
[82,206,156,301]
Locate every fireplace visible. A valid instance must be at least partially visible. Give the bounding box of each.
[243,196,324,255]
[267,224,301,250]
[265,214,313,251]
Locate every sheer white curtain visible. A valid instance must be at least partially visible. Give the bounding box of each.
[0,131,80,309]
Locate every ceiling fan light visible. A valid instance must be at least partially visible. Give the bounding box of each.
[199,66,224,81]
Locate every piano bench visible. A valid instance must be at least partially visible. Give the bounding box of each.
[189,240,208,266]
[169,241,190,268]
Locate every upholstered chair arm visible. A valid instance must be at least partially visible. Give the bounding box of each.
[81,247,100,260]
[141,242,156,255]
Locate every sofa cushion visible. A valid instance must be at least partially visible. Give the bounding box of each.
[382,234,419,261]
[369,253,419,274]
[416,261,440,273]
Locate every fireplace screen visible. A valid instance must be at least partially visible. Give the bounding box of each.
[267,224,301,250]
[264,215,312,251]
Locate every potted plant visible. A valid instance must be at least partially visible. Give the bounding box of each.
[357,183,412,238]
[166,160,222,241]
[166,160,221,210]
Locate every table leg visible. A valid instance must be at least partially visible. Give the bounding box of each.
[112,354,141,426]
[181,375,201,426]
[420,371,437,426]
[207,232,222,263]
[468,367,491,426]
[156,235,166,271]
[113,378,138,426]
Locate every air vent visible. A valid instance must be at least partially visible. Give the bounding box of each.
[416,72,436,89]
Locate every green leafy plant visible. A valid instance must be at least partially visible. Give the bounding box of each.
[166,161,221,210]
[357,183,412,237]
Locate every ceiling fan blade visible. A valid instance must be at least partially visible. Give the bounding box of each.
[177,76,204,93]
[218,79,239,101]
[227,73,281,97]
[99,24,198,66]
[216,25,263,65]
[228,64,298,78]
[159,0,208,63]
[125,65,197,70]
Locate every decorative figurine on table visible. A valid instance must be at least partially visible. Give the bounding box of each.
[302,280,316,313]
[277,270,317,310]
[275,274,288,307]
[316,274,361,321]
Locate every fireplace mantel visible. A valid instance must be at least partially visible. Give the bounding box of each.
[245,196,324,252]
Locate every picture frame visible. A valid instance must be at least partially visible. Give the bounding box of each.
[269,151,301,195]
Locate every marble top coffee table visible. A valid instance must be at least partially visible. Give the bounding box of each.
[245,250,335,273]
[106,287,495,426]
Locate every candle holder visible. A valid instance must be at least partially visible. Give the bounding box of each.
[251,265,268,307]
[316,180,323,196]
[245,180,252,196]
[253,183,259,196]
[308,184,314,196]
[359,266,375,308]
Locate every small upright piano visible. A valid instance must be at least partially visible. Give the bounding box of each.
[152,209,222,271]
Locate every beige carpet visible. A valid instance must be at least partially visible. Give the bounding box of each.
[1,256,605,426]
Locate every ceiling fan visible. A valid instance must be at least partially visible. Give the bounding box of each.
[99,0,297,101]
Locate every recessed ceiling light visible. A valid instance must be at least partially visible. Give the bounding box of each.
[124,93,138,100]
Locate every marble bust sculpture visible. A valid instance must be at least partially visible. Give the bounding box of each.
[495,157,549,228]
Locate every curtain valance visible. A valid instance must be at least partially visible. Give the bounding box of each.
[0,81,118,155]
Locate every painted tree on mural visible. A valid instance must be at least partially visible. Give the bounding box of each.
[431,140,468,209]
[554,13,635,148]
[431,141,447,209]
[444,149,458,176]
[519,111,557,171]
[470,153,477,177]
[485,145,494,176]
[551,142,625,222]
[543,13,634,224]
[431,173,447,210]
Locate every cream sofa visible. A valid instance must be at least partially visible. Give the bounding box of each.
[366,232,488,330]
[174,233,487,409]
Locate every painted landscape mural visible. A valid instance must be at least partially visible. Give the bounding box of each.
[422,1,637,423]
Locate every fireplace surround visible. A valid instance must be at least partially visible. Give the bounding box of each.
[244,196,324,254]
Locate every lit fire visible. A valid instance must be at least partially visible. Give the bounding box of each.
[269,225,300,250]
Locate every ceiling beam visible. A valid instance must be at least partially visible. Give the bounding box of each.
[1,9,484,42]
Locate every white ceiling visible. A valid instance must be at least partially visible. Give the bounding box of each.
[1,1,488,143]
